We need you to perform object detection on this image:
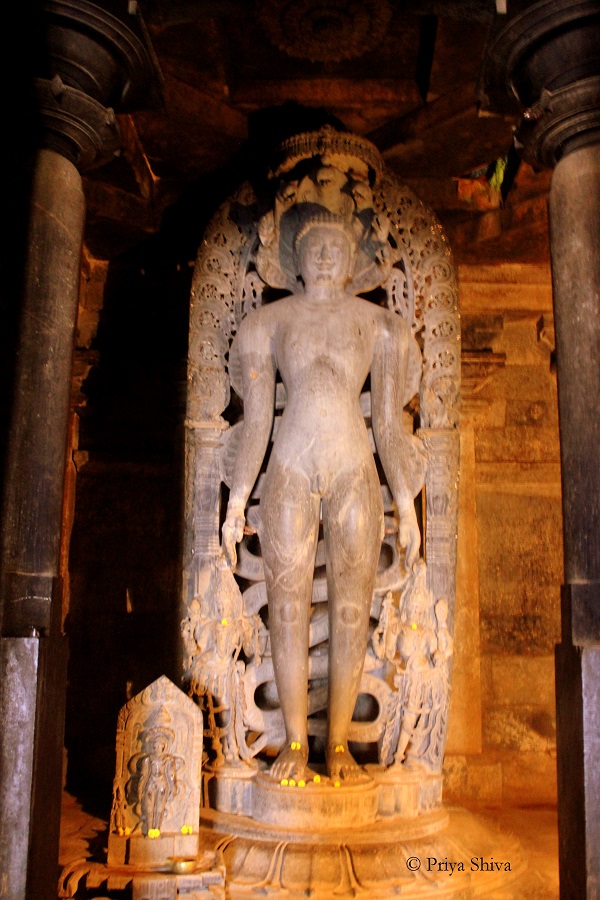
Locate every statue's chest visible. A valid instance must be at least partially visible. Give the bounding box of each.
[277,311,374,373]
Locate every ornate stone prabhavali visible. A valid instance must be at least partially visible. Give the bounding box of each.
[177,127,464,888]
[183,127,460,799]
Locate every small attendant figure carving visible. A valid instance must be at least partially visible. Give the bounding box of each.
[185,556,266,767]
[129,726,184,837]
[393,622,434,766]
[374,562,453,771]
[222,210,423,785]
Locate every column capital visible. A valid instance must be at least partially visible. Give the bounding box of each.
[36,0,163,171]
[516,76,600,168]
[35,75,120,171]
[478,0,600,167]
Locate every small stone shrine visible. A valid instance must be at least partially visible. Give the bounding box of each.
[61,677,225,898]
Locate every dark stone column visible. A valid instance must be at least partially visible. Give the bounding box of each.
[0,148,86,637]
[0,3,161,897]
[551,134,600,900]
[479,3,600,897]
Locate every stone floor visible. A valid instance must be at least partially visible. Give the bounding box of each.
[465,804,559,898]
[58,792,559,897]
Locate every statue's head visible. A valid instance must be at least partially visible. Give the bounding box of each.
[144,726,174,754]
[293,212,357,288]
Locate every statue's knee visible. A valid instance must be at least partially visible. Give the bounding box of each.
[339,604,361,626]
[273,601,299,625]
[332,489,381,562]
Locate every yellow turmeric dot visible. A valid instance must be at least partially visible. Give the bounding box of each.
[289,778,296,787]
[313,774,321,784]
[298,780,306,788]
[411,622,417,630]
[280,778,289,786]
[124,827,131,836]
[118,827,124,836]
[221,618,228,626]
[334,781,341,788]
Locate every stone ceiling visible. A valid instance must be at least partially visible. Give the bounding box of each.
[81,0,552,265]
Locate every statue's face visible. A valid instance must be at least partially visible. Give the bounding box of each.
[297,225,353,287]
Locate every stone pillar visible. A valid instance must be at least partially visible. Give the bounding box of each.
[551,136,600,900]
[479,3,600,896]
[0,3,161,898]
[0,149,86,637]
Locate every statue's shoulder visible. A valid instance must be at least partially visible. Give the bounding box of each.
[242,295,297,326]
[238,300,280,338]
[369,301,412,345]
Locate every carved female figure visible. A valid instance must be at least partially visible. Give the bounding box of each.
[222,212,422,784]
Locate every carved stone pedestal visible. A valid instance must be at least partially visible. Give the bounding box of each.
[366,764,443,818]
[196,804,526,899]
[252,772,380,829]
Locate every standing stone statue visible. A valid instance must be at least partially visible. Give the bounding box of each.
[184,126,460,804]
[221,210,423,784]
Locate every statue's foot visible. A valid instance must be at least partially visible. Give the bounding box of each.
[326,743,370,783]
[269,741,309,783]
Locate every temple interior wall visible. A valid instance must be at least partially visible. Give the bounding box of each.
[62,249,562,812]
[445,263,562,806]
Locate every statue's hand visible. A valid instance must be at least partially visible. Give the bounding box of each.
[398,504,421,572]
[222,506,245,571]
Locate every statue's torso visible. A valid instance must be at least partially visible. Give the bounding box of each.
[258,293,392,485]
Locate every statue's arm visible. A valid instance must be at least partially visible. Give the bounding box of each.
[222,311,276,569]
[371,312,421,570]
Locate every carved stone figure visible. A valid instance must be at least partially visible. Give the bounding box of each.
[373,561,454,771]
[182,555,266,767]
[183,125,460,802]
[221,210,423,784]
[107,676,202,865]
[129,725,184,836]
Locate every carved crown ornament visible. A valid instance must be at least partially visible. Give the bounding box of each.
[255,0,393,62]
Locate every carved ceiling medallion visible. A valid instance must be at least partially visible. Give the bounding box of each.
[256,0,393,63]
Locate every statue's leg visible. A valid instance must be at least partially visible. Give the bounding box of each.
[323,463,383,781]
[260,458,320,781]
[154,787,168,830]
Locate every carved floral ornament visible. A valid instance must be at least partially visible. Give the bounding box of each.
[255,0,392,63]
